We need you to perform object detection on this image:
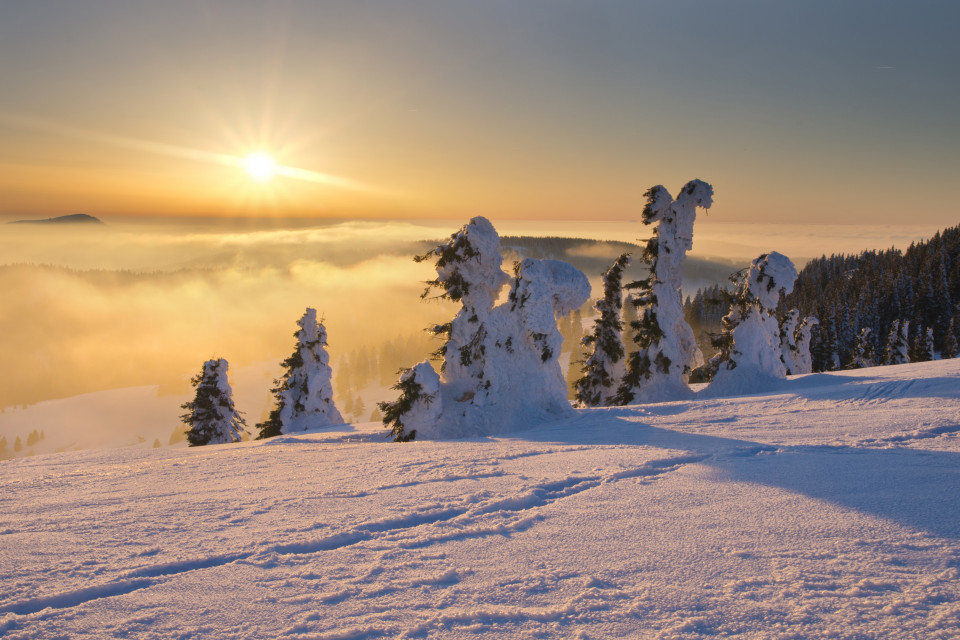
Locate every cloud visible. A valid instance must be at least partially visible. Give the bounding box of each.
[0,219,458,408]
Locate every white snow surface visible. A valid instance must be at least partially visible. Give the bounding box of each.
[4,359,960,639]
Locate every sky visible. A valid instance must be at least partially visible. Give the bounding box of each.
[0,0,957,225]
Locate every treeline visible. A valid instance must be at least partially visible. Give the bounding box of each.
[684,224,960,371]
[0,429,45,460]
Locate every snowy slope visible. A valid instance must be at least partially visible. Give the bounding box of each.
[2,361,960,639]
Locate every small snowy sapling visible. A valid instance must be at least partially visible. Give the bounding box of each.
[378,361,441,442]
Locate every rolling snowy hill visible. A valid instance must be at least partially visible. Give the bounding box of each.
[2,360,960,639]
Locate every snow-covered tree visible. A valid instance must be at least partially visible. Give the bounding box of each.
[707,252,798,394]
[793,315,818,375]
[617,179,713,404]
[181,358,246,446]
[621,293,639,359]
[850,327,876,369]
[779,309,801,375]
[257,308,343,439]
[575,253,630,407]
[378,361,440,442]
[382,217,590,439]
[884,319,910,365]
[916,326,935,361]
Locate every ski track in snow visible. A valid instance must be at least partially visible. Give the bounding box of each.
[2,360,960,638]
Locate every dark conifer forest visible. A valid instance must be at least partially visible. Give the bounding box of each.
[684,225,960,372]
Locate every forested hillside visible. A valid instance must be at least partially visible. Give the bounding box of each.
[684,225,960,372]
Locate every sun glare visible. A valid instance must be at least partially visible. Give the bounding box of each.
[242,152,277,183]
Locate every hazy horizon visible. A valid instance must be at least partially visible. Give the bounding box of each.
[1,2,958,227]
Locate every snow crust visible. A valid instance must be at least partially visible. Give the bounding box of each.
[4,360,960,639]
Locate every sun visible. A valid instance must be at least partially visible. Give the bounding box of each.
[242,152,277,183]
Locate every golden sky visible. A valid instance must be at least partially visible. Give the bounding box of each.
[0,1,957,224]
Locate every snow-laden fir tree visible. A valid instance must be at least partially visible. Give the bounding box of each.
[617,179,713,404]
[916,326,935,362]
[945,314,960,359]
[181,358,247,446]
[257,308,343,439]
[851,327,876,369]
[792,314,819,375]
[575,253,630,407]
[378,360,440,442]
[706,252,798,395]
[382,217,590,439]
[885,319,910,365]
[779,309,801,375]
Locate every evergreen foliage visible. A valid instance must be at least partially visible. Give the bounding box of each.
[180,358,247,446]
[257,309,342,439]
[378,362,440,442]
[783,226,960,369]
[686,224,960,372]
[885,320,911,365]
[575,253,630,407]
[382,217,590,439]
[617,179,713,404]
[706,252,798,390]
[851,327,876,369]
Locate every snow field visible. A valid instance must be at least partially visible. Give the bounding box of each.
[2,360,960,638]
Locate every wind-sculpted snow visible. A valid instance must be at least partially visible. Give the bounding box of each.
[2,360,960,638]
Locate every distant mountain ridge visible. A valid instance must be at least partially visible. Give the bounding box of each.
[9,214,103,225]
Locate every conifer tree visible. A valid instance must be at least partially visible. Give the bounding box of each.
[257,308,343,439]
[793,316,819,375]
[708,252,798,392]
[575,253,630,407]
[851,327,876,369]
[14,436,22,453]
[168,426,187,446]
[0,436,8,458]
[617,180,713,404]
[382,217,589,439]
[885,320,910,365]
[779,310,801,375]
[917,326,935,361]
[378,361,440,442]
[622,293,640,359]
[181,358,247,446]
[944,314,960,359]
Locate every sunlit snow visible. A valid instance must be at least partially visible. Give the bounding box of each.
[2,360,960,638]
